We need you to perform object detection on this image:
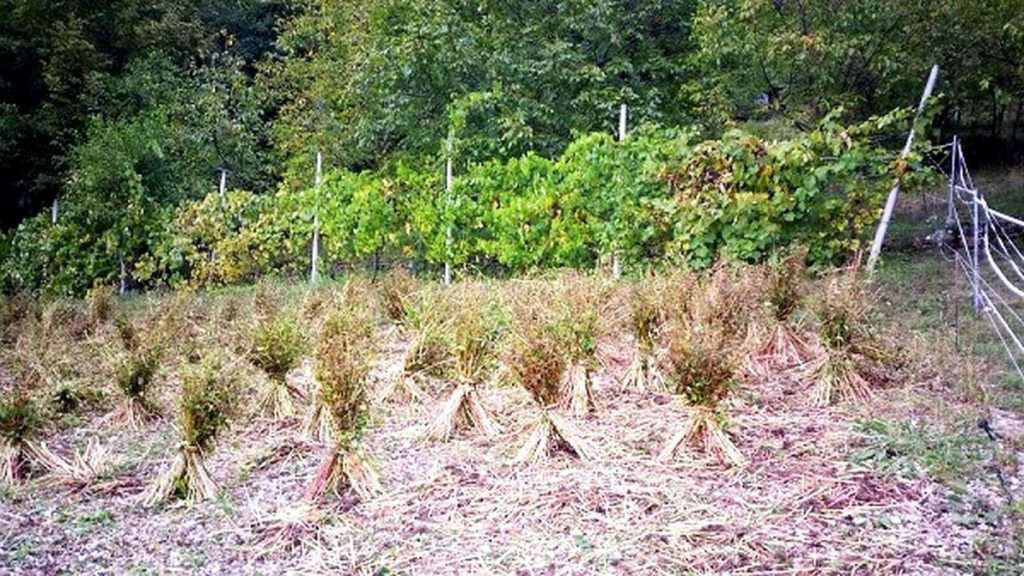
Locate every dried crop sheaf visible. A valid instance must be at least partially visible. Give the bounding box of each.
[748,247,813,375]
[658,266,751,467]
[249,312,306,419]
[305,304,380,501]
[621,277,672,392]
[377,267,419,326]
[108,316,163,429]
[144,355,235,505]
[0,393,67,484]
[423,282,503,441]
[304,281,376,443]
[385,285,451,403]
[551,273,616,417]
[807,270,896,406]
[256,303,379,555]
[505,282,597,463]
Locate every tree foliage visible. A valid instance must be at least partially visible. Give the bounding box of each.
[1,0,1019,293]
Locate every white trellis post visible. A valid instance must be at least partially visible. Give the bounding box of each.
[51,198,59,224]
[310,151,322,284]
[612,103,628,279]
[219,168,227,196]
[444,149,453,286]
[618,103,628,141]
[119,256,127,296]
[866,64,939,272]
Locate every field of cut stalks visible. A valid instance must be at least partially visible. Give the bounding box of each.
[1,255,1022,574]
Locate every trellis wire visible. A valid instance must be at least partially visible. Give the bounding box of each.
[945,137,1024,382]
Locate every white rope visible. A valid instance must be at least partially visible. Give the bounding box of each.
[988,222,1024,286]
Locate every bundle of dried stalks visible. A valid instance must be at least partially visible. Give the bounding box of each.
[0,393,56,484]
[39,440,119,495]
[748,247,813,376]
[251,502,326,558]
[304,282,375,443]
[807,270,895,405]
[144,355,235,505]
[255,303,378,555]
[621,279,670,391]
[505,283,596,462]
[424,282,502,441]
[249,313,306,419]
[658,267,749,467]
[301,286,337,326]
[386,286,452,403]
[85,285,117,335]
[377,267,418,326]
[658,321,746,467]
[304,305,380,501]
[40,298,91,341]
[109,339,162,429]
[514,409,598,464]
[552,273,615,417]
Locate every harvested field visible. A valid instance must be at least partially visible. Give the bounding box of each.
[2,316,1019,575]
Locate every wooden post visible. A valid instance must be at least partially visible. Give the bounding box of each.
[444,154,453,286]
[866,64,940,272]
[311,151,322,284]
[612,104,628,279]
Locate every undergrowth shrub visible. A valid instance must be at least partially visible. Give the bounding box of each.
[3,109,931,295]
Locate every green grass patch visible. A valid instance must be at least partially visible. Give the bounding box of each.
[850,418,989,488]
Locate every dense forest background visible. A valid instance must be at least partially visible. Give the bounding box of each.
[2,0,1023,293]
